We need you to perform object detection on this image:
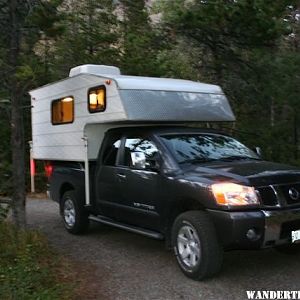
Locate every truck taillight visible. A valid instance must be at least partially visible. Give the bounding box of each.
[30,159,35,177]
[44,162,53,178]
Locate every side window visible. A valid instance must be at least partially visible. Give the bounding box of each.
[123,137,159,169]
[102,138,121,166]
[51,96,74,125]
[88,85,106,113]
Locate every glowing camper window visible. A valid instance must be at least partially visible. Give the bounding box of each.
[51,96,74,125]
[88,85,106,113]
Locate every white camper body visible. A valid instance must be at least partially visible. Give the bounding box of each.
[29,64,235,163]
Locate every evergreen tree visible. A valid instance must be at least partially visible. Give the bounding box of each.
[52,0,120,78]
[0,0,62,227]
[118,0,163,76]
[157,0,300,165]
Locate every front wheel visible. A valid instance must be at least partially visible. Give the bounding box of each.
[61,190,89,234]
[172,211,223,280]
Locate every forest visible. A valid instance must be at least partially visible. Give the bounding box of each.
[0,0,299,222]
[0,1,299,297]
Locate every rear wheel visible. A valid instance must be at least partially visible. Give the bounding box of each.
[61,190,89,234]
[172,211,223,280]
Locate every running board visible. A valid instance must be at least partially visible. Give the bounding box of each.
[89,215,164,240]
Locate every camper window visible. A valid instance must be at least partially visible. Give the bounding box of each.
[88,85,106,113]
[51,96,74,125]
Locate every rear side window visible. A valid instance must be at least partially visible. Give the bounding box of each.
[88,85,106,113]
[103,138,121,166]
[51,96,74,125]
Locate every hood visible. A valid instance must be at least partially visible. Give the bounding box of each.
[183,160,300,186]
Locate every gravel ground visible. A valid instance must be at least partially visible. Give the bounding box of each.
[27,198,300,300]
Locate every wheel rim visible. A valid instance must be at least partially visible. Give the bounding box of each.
[63,198,76,227]
[177,224,201,268]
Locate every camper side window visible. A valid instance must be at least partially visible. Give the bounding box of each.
[88,85,106,113]
[51,96,74,125]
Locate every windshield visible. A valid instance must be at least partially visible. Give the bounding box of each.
[160,133,260,164]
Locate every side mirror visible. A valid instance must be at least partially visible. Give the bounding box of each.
[131,152,160,171]
[131,152,146,169]
[254,147,262,157]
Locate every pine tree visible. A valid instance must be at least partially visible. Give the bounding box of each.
[0,0,62,227]
[52,0,120,78]
[118,0,163,76]
[157,0,300,165]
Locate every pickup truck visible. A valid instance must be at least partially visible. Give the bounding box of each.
[48,126,300,280]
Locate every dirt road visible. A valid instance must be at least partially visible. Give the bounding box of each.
[27,198,300,300]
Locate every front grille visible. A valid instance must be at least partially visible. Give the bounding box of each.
[257,186,278,206]
[280,183,300,205]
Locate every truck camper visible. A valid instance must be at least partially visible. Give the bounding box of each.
[30,65,300,280]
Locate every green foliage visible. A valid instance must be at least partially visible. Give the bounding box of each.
[119,0,165,76]
[0,205,9,223]
[157,0,300,165]
[156,37,203,80]
[51,0,120,79]
[0,222,72,299]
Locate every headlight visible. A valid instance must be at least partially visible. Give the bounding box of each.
[211,183,259,207]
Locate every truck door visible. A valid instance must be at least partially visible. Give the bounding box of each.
[95,135,123,218]
[115,136,161,230]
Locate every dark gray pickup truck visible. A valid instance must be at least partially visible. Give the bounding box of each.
[48,126,300,280]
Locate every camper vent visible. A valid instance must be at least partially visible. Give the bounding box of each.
[69,64,121,77]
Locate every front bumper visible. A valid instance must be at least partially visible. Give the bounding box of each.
[207,207,300,250]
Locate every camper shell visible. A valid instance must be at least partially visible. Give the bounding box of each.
[29,64,235,162]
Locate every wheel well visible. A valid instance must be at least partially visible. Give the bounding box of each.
[170,198,205,223]
[165,199,205,248]
[60,183,75,202]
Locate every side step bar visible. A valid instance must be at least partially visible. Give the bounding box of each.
[89,215,164,240]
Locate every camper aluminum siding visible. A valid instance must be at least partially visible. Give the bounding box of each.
[30,74,126,161]
[30,70,235,162]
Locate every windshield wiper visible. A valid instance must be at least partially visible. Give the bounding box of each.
[218,155,261,162]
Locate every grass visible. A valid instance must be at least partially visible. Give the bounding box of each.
[0,221,73,300]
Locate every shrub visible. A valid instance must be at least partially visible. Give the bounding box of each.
[0,204,9,223]
[0,222,72,299]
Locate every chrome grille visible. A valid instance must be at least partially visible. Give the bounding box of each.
[257,186,278,206]
[257,182,300,207]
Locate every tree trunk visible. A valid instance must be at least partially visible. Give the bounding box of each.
[270,98,275,127]
[294,112,298,160]
[9,0,26,228]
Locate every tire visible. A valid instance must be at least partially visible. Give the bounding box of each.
[275,243,300,255]
[61,190,89,234]
[172,211,223,280]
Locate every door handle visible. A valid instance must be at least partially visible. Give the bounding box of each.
[117,173,126,179]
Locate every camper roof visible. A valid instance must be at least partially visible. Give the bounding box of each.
[30,64,223,95]
[67,64,222,94]
[102,75,222,94]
